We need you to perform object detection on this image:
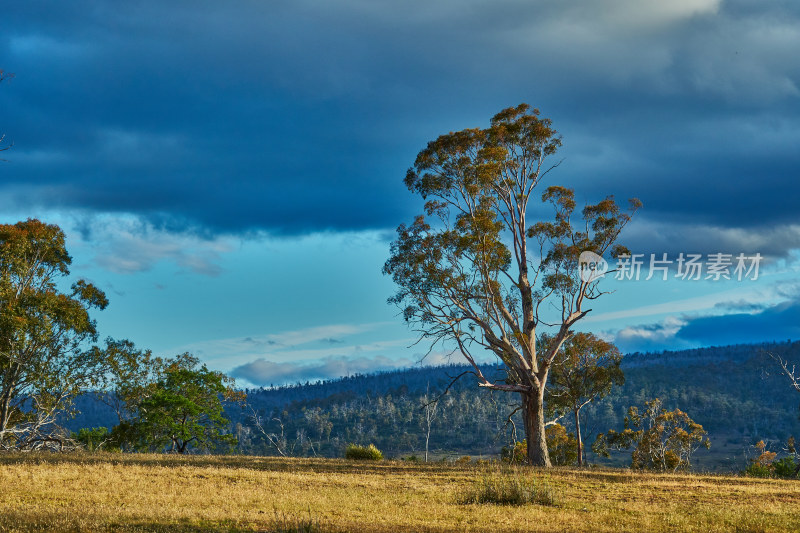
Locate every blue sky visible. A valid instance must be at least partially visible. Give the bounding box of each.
[2,1,799,386]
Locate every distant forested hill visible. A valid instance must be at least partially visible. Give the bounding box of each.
[67,340,800,471]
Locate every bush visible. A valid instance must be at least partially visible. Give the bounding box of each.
[458,466,557,506]
[742,440,800,479]
[344,443,383,460]
[71,427,117,452]
[742,462,773,478]
[501,426,578,466]
[772,456,799,478]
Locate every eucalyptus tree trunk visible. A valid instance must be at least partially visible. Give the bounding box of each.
[523,388,551,467]
[575,408,584,467]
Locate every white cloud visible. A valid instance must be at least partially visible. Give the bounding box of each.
[610,315,689,352]
[69,213,235,276]
[165,322,412,368]
[231,355,417,386]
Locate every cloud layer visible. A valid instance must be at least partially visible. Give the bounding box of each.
[231,355,415,386]
[2,0,799,249]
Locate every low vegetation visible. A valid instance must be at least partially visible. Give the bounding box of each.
[743,439,800,479]
[457,465,557,506]
[344,443,383,460]
[1,453,800,532]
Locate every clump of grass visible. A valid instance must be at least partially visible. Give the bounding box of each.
[269,509,321,533]
[458,466,557,506]
[344,443,383,460]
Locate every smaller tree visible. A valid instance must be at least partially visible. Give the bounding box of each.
[544,332,624,466]
[121,353,244,454]
[592,398,710,472]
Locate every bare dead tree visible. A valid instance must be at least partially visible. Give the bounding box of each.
[249,406,290,457]
[768,351,800,393]
[421,384,439,462]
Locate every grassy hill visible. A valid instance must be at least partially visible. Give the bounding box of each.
[1,453,799,532]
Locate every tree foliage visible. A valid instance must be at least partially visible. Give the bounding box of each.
[384,103,639,466]
[0,219,108,450]
[93,338,161,429]
[592,398,710,472]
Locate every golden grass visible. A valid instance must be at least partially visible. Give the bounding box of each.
[0,453,799,532]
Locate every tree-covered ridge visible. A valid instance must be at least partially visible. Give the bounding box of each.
[65,340,800,470]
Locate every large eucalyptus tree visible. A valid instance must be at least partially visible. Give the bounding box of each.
[384,104,639,466]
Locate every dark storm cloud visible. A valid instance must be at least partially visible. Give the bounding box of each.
[610,287,800,353]
[676,300,800,345]
[2,1,799,241]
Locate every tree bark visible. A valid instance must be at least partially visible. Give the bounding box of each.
[0,365,20,436]
[574,408,583,467]
[522,389,551,467]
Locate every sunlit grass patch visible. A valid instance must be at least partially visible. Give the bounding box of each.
[1,453,799,532]
[457,465,557,506]
[268,509,322,533]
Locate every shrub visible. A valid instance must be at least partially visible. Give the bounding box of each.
[742,462,773,478]
[71,427,117,452]
[772,456,799,479]
[458,466,557,506]
[742,440,800,479]
[344,443,383,460]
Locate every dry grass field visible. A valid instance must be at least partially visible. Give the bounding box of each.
[1,453,799,532]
